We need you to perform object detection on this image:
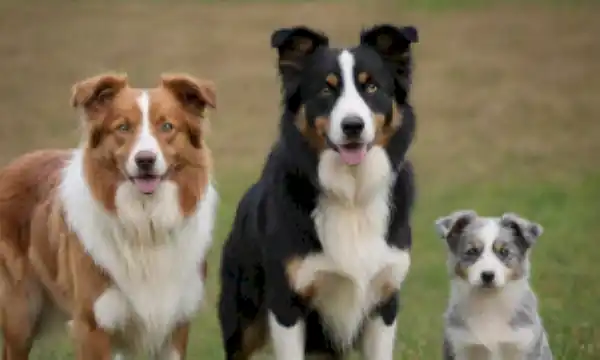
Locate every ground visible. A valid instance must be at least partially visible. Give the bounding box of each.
[0,0,598,359]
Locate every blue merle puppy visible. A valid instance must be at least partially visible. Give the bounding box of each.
[435,210,553,360]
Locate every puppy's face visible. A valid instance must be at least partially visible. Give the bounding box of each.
[435,211,543,289]
[271,25,418,166]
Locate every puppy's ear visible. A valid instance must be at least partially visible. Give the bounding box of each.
[161,73,216,116]
[435,210,477,250]
[71,73,128,114]
[360,24,418,102]
[500,213,543,250]
[271,26,329,90]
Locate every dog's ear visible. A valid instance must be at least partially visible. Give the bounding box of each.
[271,26,329,87]
[360,24,418,102]
[435,210,477,250]
[161,73,216,116]
[71,73,128,114]
[500,213,543,250]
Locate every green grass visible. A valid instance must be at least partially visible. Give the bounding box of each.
[27,172,600,359]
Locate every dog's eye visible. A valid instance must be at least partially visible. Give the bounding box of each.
[161,122,174,132]
[117,123,130,132]
[497,247,510,257]
[365,83,378,94]
[465,248,479,256]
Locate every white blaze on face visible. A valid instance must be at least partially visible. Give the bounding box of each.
[126,91,168,194]
[467,219,508,287]
[328,50,375,166]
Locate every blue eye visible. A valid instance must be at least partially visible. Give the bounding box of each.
[117,123,130,132]
[161,122,174,132]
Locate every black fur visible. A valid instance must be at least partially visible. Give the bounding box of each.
[218,24,418,358]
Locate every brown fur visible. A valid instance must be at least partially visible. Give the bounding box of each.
[232,317,268,360]
[295,107,330,153]
[79,73,214,216]
[0,72,216,359]
[374,101,402,147]
[357,72,369,85]
[325,74,339,88]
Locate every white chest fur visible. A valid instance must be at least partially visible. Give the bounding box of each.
[60,150,218,353]
[300,148,411,348]
[446,281,537,360]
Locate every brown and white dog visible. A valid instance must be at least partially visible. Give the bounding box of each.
[0,72,218,360]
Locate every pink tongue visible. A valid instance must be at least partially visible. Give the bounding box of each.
[133,177,161,194]
[338,146,367,165]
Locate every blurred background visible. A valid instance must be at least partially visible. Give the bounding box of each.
[0,0,598,358]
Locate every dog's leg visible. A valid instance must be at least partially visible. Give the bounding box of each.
[442,337,456,360]
[457,345,490,360]
[268,311,305,360]
[71,317,113,360]
[359,316,396,360]
[0,273,44,360]
[154,322,190,360]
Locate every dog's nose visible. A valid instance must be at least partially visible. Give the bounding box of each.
[480,271,495,285]
[341,116,365,138]
[134,151,157,172]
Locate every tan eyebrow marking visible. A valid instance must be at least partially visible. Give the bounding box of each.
[358,72,370,84]
[326,73,339,88]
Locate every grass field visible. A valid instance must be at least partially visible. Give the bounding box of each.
[0,0,599,358]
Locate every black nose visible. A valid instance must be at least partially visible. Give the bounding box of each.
[341,116,365,138]
[480,271,495,284]
[134,151,157,172]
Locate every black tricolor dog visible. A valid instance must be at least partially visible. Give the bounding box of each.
[218,24,418,359]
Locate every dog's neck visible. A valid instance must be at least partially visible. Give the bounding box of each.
[317,146,393,206]
[450,278,532,315]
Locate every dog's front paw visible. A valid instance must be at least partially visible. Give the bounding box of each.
[285,257,314,297]
[93,287,130,332]
[286,254,334,298]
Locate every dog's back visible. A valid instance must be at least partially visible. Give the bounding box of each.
[0,149,71,352]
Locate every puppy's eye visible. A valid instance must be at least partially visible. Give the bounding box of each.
[161,122,174,132]
[497,247,510,257]
[365,83,378,94]
[319,87,332,96]
[465,248,479,256]
[117,123,130,132]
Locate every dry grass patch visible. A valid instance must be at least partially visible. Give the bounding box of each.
[0,1,598,358]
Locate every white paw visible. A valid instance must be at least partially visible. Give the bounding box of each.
[93,287,129,331]
[294,263,317,292]
[389,250,411,287]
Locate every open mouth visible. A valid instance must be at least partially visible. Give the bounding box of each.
[336,142,370,166]
[129,171,170,195]
[130,175,161,195]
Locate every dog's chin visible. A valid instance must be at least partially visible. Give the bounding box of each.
[471,281,505,293]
